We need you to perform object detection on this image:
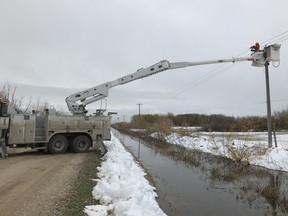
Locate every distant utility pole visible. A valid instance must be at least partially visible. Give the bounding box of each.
[136,103,143,116]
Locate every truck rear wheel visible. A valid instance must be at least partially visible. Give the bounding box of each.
[48,135,69,154]
[71,135,91,153]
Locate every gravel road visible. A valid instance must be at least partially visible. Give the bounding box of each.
[0,148,91,216]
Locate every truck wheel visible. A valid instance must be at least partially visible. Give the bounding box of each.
[48,135,69,154]
[71,135,91,153]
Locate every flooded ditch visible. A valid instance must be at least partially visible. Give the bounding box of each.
[113,129,288,216]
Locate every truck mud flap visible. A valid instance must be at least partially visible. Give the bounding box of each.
[98,137,108,155]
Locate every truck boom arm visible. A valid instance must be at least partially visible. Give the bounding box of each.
[66,44,280,115]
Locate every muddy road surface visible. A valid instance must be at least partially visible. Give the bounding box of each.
[0,148,91,216]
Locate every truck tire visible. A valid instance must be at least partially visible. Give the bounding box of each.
[48,135,69,154]
[71,135,91,153]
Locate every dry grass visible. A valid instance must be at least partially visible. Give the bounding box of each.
[173,127,191,137]
[227,145,254,164]
[207,132,268,164]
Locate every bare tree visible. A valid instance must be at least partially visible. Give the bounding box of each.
[1,82,43,115]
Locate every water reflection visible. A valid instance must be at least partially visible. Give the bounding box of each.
[113,129,288,216]
[138,138,141,158]
[209,162,288,216]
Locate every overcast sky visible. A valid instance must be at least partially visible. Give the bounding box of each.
[1,0,288,122]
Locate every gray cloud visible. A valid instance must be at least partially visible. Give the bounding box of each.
[1,0,288,121]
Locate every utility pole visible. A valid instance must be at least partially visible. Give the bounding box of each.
[251,43,281,148]
[136,103,143,116]
[136,103,143,129]
[265,61,273,148]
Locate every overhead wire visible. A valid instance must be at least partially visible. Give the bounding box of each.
[275,35,288,44]
[173,30,288,93]
[162,62,241,100]
[261,30,288,45]
[157,29,288,111]
[161,46,250,100]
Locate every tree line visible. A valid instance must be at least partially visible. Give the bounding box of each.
[115,108,288,132]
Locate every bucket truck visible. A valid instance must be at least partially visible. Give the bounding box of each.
[0,43,281,158]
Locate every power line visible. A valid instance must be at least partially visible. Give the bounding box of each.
[162,62,241,100]
[139,30,288,119]
[261,30,288,45]
[137,30,288,114]
[161,30,288,102]
[275,35,288,44]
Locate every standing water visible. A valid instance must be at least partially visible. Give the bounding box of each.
[113,129,288,216]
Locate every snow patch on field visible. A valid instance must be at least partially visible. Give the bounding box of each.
[165,132,288,172]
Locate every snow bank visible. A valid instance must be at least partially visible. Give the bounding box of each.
[84,134,166,216]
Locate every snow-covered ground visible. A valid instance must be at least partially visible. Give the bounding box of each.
[84,133,167,216]
[164,130,288,172]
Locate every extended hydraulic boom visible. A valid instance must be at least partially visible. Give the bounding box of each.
[65,43,281,115]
